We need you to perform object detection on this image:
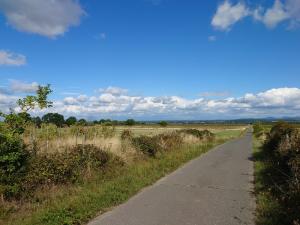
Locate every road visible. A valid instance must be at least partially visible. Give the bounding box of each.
[89,131,255,225]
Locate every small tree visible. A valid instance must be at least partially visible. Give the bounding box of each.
[66,116,77,126]
[77,119,88,126]
[158,121,168,127]
[0,84,52,199]
[125,119,136,126]
[42,113,65,127]
[253,122,265,138]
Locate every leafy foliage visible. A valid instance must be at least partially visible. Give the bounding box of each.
[17,84,53,112]
[132,135,161,157]
[42,113,65,127]
[23,145,120,194]
[256,121,300,225]
[158,121,168,127]
[65,116,77,126]
[125,119,136,126]
[0,133,29,199]
[253,122,265,138]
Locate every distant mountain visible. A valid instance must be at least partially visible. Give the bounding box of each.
[142,117,300,124]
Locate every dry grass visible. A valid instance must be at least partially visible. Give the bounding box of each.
[22,125,247,162]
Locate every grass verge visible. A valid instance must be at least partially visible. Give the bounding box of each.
[3,136,236,225]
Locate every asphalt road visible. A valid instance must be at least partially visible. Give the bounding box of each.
[89,131,255,225]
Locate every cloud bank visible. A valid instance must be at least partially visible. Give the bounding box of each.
[1,82,300,120]
[0,0,85,38]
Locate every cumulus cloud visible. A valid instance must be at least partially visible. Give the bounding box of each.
[10,80,39,93]
[254,0,290,28]
[2,85,300,119]
[24,87,300,119]
[0,50,26,66]
[211,1,249,31]
[0,0,85,38]
[212,0,300,30]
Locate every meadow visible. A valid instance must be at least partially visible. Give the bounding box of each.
[0,123,246,225]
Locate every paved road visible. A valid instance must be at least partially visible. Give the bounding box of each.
[89,131,255,225]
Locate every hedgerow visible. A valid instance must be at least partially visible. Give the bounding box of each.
[260,121,300,225]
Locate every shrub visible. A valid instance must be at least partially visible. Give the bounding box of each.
[0,133,29,199]
[261,122,300,224]
[132,132,184,157]
[157,132,183,150]
[264,121,294,153]
[253,122,265,138]
[24,145,115,192]
[179,129,215,141]
[125,119,136,126]
[121,130,133,140]
[131,136,161,157]
[158,121,168,127]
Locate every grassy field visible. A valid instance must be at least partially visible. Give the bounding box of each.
[1,125,245,225]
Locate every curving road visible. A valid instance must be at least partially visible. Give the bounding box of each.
[89,131,255,225]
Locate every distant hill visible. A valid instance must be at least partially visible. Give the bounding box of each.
[143,117,300,124]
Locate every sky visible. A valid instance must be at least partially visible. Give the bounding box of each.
[0,0,300,120]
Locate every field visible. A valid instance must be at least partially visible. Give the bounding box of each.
[22,124,246,156]
[0,124,246,225]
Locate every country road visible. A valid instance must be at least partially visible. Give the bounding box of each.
[89,131,255,225]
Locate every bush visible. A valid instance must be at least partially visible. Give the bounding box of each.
[158,121,168,127]
[264,121,294,154]
[261,122,300,224]
[253,122,265,138]
[0,133,29,199]
[157,132,183,150]
[132,136,161,157]
[179,129,215,141]
[125,119,136,126]
[132,132,184,157]
[121,129,133,140]
[24,145,116,193]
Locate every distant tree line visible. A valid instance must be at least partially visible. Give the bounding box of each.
[14,113,166,127]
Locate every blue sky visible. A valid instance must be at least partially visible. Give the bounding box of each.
[0,0,300,120]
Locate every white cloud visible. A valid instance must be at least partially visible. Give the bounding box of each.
[2,85,300,119]
[31,87,300,119]
[255,0,290,28]
[10,80,39,93]
[0,0,85,38]
[212,0,300,30]
[0,50,26,66]
[211,1,249,30]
